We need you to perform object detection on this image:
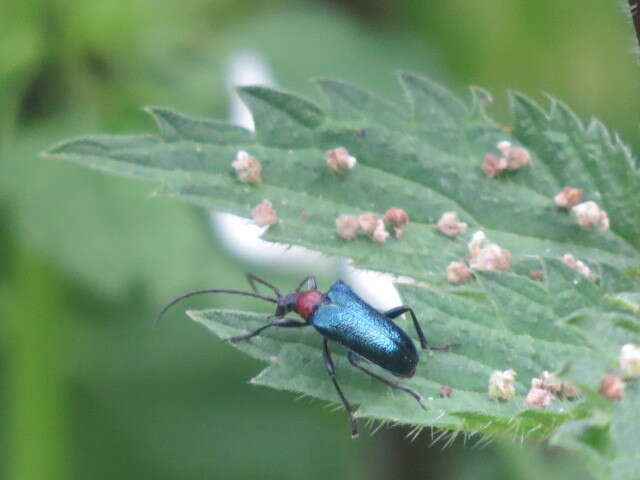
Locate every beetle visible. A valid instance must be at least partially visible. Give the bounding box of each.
[158,273,458,437]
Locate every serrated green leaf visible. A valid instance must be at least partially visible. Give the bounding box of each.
[237,86,325,148]
[46,73,640,474]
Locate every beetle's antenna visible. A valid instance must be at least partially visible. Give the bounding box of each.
[155,288,278,323]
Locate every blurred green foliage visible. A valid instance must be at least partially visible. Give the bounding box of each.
[1,1,636,479]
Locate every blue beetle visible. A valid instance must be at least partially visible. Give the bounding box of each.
[158,274,458,436]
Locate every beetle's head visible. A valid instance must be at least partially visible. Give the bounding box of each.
[274,292,299,318]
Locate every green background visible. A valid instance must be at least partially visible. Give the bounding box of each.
[1,1,637,479]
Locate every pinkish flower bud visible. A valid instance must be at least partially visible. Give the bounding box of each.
[446,261,471,284]
[436,211,468,237]
[357,212,379,235]
[482,153,508,177]
[525,384,553,408]
[251,200,278,226]
[554,187,583,209]
[232,150,262,183]
[384,207,409,238]
[336,215,359,240]
[571,201,609,232]
[468,232,511,271]
[504,146,532,170]
[326,147,357,172]
[599,373,624,402]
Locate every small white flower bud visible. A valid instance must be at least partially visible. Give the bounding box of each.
[232,150,262,183]
[488,369,517,400]
[251,200,278,226]
[496,140,512,155]
[619,343,640,379]
[436,211,468,237]
[467,231,486,257]
[326,147,357,172]
[371,219,390,243]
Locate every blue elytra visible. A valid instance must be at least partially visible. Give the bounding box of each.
[308,281,419,378]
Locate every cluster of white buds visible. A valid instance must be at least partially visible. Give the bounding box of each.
[445,231,511,284]
[571,201,609,232]
[524,381,554,408]
[524,371,562,408]
[326,147,357,172]
[467,231,512,271]
[336,208,408,243]
[488,369,517,400]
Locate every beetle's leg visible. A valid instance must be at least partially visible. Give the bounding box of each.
[347,351,426,410]
[384,306,460,351]
[322,339,358,437]
[384,306,428,349]
[227,318,306,343]
[295,275,318,292]
[246,273,282,298]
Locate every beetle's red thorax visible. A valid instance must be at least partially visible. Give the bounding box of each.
[294,290,324,319]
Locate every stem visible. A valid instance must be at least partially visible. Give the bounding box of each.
[5,251,69,480]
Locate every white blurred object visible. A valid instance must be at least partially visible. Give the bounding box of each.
[210,51,401,310]
[226,51,274,130]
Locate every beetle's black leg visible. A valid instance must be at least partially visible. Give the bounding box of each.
[246,273,282,298]
[384,306,428,350]
[347,351,426,410]
[384,306,460,351]
[227,318,306,343]
[295,275,318,292]
[322,339,358,437]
